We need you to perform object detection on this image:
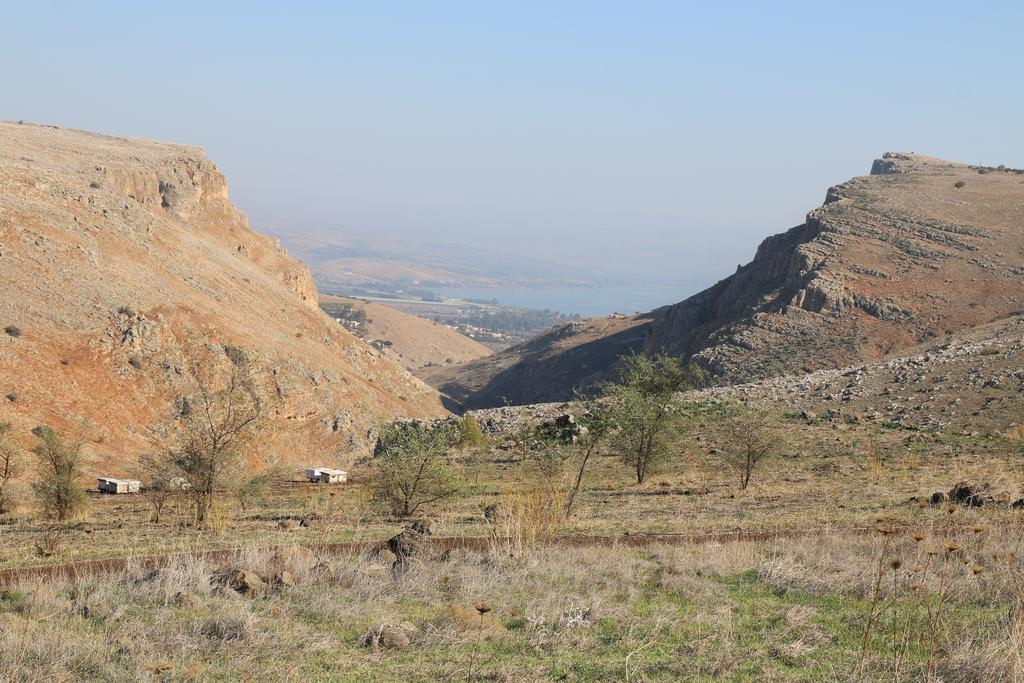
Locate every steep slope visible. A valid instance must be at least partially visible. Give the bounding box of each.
[318,294,492,372]
[0,122,446,472]
[647,152,1024,381]
[422,313,653,409]
[429,153,1024,409]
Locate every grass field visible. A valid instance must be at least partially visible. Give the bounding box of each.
[1,417,1023,680]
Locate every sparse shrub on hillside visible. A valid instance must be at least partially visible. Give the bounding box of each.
[372,421,462,517]
[30,425,86,521]
[714,404,785,490]
[155,346,266,526]
[233,467,282,512]
[457,414,487,447]
[602,353,704,484]
[564,403,611,515]
[954,180,966,189]
[138,451,181,523]
[4,326,21,338]
[127,355,143,370]
[35,529,63,557]
[0,422,23,514]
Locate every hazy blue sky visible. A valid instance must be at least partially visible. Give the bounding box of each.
[4,1,1022,287]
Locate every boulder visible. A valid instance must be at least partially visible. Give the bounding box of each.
[360,622,418,652]
[387,520,432,576]
[948,481,992,507]
[222,568,265,597]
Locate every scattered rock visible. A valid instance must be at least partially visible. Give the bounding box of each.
[360,622,418,652]
[387,520,432,576]
[220,568,265,597]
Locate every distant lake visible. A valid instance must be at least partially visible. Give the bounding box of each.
[439,282,702,317]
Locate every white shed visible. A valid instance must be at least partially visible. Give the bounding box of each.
[304,467,347,484]
[97,477,141,494]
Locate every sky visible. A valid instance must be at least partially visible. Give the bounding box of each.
[3,1,1023,290]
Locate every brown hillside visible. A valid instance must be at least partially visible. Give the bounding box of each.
[428,153,1024,409]
[0,122,446,473]
[422,313,652,409]
[319,294,491,372]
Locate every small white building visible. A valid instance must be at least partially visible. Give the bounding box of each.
[97,477,141,494]
[304,467,348,484]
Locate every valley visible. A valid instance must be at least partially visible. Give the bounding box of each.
[1,125,1022,681]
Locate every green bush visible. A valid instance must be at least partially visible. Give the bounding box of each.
[457,415,487,447]
[30,425,86,521]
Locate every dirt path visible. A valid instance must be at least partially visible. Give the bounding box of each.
[0,526,871,587]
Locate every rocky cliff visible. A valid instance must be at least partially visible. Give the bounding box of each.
[428,153,1024,409]
[0,122,446,472]
[647,152,1024,380]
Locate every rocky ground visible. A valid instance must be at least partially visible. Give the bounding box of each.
[689,314,1024,435]
[453,314,1024,439]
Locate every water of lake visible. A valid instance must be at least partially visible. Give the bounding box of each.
[439,282,703,317]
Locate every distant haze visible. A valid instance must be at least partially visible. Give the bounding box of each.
[4,2,1022,289]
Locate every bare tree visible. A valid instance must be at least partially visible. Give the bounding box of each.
[138,451,181,523]
[0,422,23,514]
[157,345,265,526]
[716,404,784,490]
[563,406,610,516]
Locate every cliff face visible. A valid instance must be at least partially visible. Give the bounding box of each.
[646,152,1024,381]
[426,152,1024,408]
[0,122,446,472]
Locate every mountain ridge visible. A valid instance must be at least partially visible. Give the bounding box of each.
[427,152,1024,410]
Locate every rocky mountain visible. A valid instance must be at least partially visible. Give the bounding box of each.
[428,153,1024,410]
[0,122,446,472]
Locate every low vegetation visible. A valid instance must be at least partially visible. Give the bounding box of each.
[30,425,86,522]
[1,350,1023,679]
[602,353,704,484]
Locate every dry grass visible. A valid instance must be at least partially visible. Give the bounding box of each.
[2,522,1023,680]
[0,420,1022,679]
